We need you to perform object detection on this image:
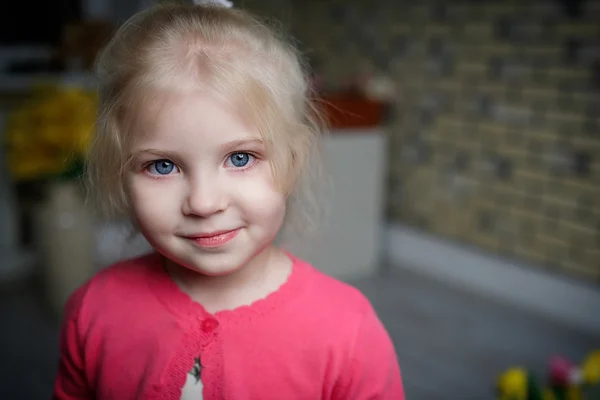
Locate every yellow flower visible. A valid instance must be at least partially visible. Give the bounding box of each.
[582,350,600,385]
[7,147,63,181]
[4,84,98,181]
[497,368,528,400]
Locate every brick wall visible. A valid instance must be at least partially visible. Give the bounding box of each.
[255,0,600,284]
[7,2,593,282]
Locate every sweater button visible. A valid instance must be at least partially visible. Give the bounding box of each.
[201,318,219,333]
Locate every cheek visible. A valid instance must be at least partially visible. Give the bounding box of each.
[234,176,286,222]
[126,176,179,229]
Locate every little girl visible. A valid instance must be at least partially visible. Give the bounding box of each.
[53,1,404,399]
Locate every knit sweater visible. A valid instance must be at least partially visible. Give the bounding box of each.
[53,252,404,399]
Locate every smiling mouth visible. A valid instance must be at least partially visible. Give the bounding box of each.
[187,229,240,248]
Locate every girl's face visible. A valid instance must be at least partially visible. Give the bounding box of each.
[126,90,287,277]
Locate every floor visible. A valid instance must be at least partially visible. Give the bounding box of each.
[353,267,598,399]
[0,265,597,399]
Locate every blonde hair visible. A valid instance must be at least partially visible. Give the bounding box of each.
[87,1,326,238]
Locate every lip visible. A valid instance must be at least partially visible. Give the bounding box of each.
[186,228,240,248]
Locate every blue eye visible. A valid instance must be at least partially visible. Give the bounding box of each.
[228,152,253,168]
[148,160,177,175]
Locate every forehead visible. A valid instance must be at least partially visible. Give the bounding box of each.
[132,89,260,148]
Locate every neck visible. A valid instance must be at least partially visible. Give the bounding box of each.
[164,245,292,314]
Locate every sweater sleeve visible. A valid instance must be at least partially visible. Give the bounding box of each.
[334,304,405,400]
[52,284,94,399]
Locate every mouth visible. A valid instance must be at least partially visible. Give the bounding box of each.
[186,229,240,248]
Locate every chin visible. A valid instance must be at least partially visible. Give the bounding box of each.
[179,251,252,277]
[155,234,275,278]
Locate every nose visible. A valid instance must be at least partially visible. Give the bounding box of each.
[182,172,227,217]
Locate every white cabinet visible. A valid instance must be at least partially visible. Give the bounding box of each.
[284,128,387,279]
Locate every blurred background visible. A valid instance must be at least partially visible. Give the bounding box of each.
[0,0,599,398]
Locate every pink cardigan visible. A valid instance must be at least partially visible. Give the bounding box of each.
[53,252,404,399]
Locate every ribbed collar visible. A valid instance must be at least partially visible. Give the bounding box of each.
[144,251,311,327]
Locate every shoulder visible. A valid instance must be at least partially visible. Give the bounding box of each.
[292,258,403,396]
[300,259,374,315]
[63,252,163,323]
[292,256,381,332]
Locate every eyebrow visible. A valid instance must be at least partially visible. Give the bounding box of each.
[130,138,265,159]
[129,149,179,160]
[221,138,264,153]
